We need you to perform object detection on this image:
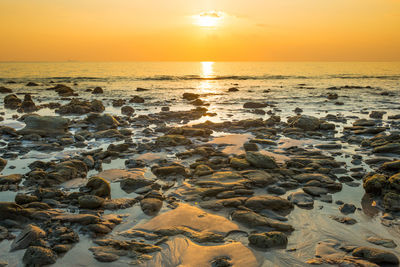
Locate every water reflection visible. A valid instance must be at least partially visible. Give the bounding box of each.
[198,61,215,93]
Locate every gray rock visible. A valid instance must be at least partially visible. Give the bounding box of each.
[245,152,277,169]
[339,203,356,214]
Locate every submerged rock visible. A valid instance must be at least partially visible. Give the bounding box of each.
[78,195,105,209]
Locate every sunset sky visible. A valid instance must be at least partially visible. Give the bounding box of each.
[0,0,399,61]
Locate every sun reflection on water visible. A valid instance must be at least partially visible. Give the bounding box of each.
[198,61,215,93]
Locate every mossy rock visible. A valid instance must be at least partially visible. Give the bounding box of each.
[363,174,387,195]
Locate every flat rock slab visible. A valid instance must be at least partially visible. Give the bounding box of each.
[143,236,258,267]
[133,203,239,235]
[95,169,146,182]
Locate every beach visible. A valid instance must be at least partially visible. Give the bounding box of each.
[0,61,399,266]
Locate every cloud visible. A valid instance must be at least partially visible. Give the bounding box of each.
[198,11,225,18]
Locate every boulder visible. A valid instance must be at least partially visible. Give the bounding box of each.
[86,176,111,198]
[18,115,70,137]
[140,198,163,216]
[245,151,277,169]
[0,86,12,93]
[19,94,38,113]
[48,84,75,96]
[92,87,104,94]
[288,115,320,131]
[78,195,105,209]
[11,224,46,251]
[363,174,387,195]
[4,94,22,109]
[23,246,57,266]
[85,113,119,130]
[121,106,134,116]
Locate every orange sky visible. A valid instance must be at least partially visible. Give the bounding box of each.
[0,0,399,61]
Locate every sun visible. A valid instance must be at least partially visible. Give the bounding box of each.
[193,11,224,28]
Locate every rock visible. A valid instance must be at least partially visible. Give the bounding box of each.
[383,192,400,211]
[194,164,213,176]
[18,115,70,137]
[363,174,387,195]
[93,251,119,262]
[327,93,338,100]
[0,158,7,172]
[23,246,57,266]
[0,202,30,221]
[330,216,357,225]
[0,86,12,93]
[352,246,399,264]
[231,210,293,232]
[367,237,397,248]
[92,87,104,94]
[183,93,199,101]
[382,160,400,171]
[339,203,356,214]
[86,113,119,130]
[243,142,259,151]
[103,198,137,210]
[52,213,100,225]
[243,102,268,109]
[0,174,21,185]
[288,115,320,131]
[57,99,105,114]
[11,224,46,251]
[15,193,39,205]
[129,95,145,103]
[48,84,75,96]
[302,186,328,196]
[19,94,38,113]
[121,106,134,116]
[4,94,22,109]
[373,143,400,154]
[228,87,239,92]
[26,82,39,86]
[369,111,386,119]
[94,129,124,139]
[86,176,111,198]
[140,198,163,216]
[245,151,277,169]
[245,195,293,212]
[248,231,288,248]
[152,165,188,178]
[120,177,153,193]
[156,135,192,146]
[388,173,400,191]
[78,195,105,209]
[230,157,250,169]
[287,192,314,207]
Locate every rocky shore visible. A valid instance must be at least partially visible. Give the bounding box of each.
[0,81,399,267]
